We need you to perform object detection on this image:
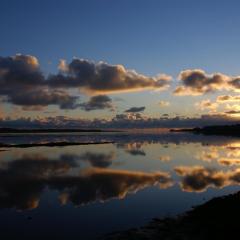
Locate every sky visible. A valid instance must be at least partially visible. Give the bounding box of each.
[1,0,240,128]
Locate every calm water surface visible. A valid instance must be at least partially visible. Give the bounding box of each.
[0,131,240,239]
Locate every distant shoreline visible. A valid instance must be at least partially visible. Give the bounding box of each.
[0,141,114,148]
[0,128,123,134]
[1,125,240,136]
[170,124,240,137]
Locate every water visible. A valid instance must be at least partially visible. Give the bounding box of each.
[0,131,240,239]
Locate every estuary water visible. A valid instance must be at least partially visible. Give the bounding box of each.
[0,131,239,239]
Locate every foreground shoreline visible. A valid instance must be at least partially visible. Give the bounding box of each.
[102,190,240,240]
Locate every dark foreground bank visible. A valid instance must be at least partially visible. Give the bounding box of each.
[102,191,240,240]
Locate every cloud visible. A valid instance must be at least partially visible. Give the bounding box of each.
[1,112,240,129]
[48,59,172,94]
[217,95,240,103]
[174,69,232,96]
[226,147,240,158]
[224,104,240,115]
[4,54,240,116]
[175,166,240,192]
[4,54,240,115]
[58,59,68,72]
[225,110,240,115]
[229,77,240,91]
[0,54,81,110]
[218,158,240,166]
[125,106,145,113]
[195,99,218,111]
[159,101,170,107]
[7,88,80,110]
[0,54,171,110]
[115,112,146,122]
[79,95,114,111]
[0,54,44,91]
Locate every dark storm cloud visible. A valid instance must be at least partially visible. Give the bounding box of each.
[79,95,114,111]
[48,59,172,94]
[125,106,145,113]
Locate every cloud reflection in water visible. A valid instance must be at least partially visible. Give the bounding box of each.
[175,166,240,192]
[0,153,172,210]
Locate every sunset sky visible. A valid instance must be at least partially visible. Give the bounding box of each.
[1,0,240,128]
